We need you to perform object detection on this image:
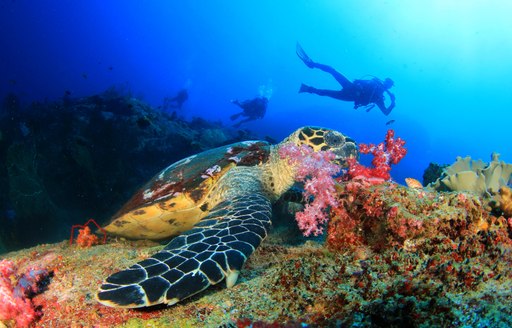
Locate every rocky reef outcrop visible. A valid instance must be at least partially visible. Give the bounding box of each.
[0,89,256,252]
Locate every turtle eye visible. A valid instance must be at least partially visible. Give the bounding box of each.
[325,131,344,147]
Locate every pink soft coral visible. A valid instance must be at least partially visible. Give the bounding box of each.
[0,259,48,328]
[279,143,340,236]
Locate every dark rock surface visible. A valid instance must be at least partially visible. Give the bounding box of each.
[0,90,258,252]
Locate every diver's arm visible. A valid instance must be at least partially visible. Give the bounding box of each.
[386,90,396,101]
[379,91,396,116]
[231,99,244,108]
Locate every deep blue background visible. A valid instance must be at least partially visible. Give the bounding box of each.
[1,1,511,184]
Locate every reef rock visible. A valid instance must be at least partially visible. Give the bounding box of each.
[0,90,256,252]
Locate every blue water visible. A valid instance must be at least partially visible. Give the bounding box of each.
[1,1,511,184]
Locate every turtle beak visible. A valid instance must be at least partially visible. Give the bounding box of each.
[333,157,345,168]
[330,149,346,167]
[331,149,357,168]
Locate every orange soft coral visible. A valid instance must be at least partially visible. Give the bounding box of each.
[69,218,106,248]
[75,226,100,248]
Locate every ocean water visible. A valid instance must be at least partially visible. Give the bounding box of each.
[2,1,511,184]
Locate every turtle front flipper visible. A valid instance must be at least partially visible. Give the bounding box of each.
[97,192,272,308]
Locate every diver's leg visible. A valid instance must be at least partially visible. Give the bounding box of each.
[311,63,352,88]
[299,85,352,101]
[168,96,179,107]
[233,117,255,128]
[230,112,243,120]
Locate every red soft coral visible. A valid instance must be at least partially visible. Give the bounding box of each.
[347,129,406,182]
[279,143,340,236]
[0,259,48,327]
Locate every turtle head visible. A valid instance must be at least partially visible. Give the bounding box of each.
[283,126,359,167]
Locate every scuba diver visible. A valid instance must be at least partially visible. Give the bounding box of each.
[163,89,188,110]
[296,43,396,116]
[230,96,268,128]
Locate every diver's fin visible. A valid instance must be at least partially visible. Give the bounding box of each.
[298,83,311,93]
[230,113,242,121]
[296,43,315,68]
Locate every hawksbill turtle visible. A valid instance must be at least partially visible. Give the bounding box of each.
[97,126,358,308]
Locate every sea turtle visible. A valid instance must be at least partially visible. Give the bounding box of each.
[97,126,358,308]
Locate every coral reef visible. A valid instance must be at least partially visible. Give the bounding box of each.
[327,182,503,251]
[279,130,406,237]
[1,180,511,327]
[428,153,512,197]
[324,182,512,326]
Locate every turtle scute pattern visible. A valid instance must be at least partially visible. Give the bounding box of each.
[97,193,271,308]
[102,140,272,240]
[294,126,358,166]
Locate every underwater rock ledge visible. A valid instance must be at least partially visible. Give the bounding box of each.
[0,90,256,252]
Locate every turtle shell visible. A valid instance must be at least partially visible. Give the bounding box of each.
[103,140,271,240]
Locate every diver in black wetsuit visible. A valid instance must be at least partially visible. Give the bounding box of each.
[297,43,396,116]
[164,89,188,110]
[230,96,268,128]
